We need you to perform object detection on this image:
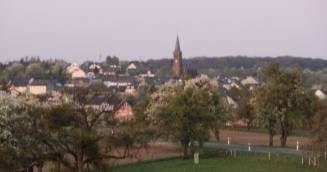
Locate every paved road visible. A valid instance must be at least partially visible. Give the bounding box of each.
[204,142,304,155]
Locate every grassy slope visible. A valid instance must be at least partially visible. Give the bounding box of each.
[223,126,310,137]
[104,153,326,172]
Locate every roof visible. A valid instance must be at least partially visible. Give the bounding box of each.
[89,94,121,106]
[10,78,29,87]
[102,75,135,83]
[315,90,326,100]
[114,99,134,111]
[175,35,181,52]
[29,79,51,86]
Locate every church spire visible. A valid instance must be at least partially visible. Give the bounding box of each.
[175,35,181,52]
[171,35,183,77]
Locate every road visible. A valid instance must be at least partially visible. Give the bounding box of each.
[204,142,304,155]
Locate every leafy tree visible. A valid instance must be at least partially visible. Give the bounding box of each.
[311,100,327,152]
[0,88,148,172]
[26,63,44,78]
[147,75,226,158]
[0,91,46,171]
[40,88,146,172]
[106,56,119,67]
[253,63,314,147]
[236,96,255,130]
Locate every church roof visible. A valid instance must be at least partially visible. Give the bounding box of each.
[175,35,181,52]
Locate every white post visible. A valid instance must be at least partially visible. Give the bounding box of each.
[324,151,327,160]
[301,156,304,165]
[228,137,230,145]
[309,157,311,166]
[268,152,271,161]
[248,143,251,152]
[296,141,299,151]
[194,152,199,164]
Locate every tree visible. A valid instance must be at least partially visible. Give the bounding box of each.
[26,63,44,78]
[253,86,277,146]
[106,56,119,67]
[236,96,255,130]
[39,88,144,172]
[0,88,147,172]
[310,99,327,158]
[0,91,46,171]
[253,63,314,147]
[147,75,226,158]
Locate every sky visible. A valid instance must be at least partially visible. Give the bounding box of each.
[0,0,326,63]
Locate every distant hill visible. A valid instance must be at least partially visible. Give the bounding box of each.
[141,56,327,77]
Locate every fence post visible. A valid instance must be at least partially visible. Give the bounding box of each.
[248,143,251,152]
[194,152,199,164]
[308,156,311,166]
[228,137,230,145]
[268,152,271,161]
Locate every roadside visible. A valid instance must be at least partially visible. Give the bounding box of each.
[216,129,310,147]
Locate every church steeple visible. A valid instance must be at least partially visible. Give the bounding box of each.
[175,35,181,52]
[171,35,183,77]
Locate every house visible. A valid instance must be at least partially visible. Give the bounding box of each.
[315,89,326,100]
[241,76,258,86]
[65,78,90,88]
[223,82,240,90]
[102,66,116,76]
[103,75,134,88]
[139,70,155,78]
[114,100,134,122]
[127,63,137,70]
[226,96,238,108]
[125,85,136,95]
[8,79,29,95]
[66,64,86,78]
[89,95,119,112]
[27,79,50,95]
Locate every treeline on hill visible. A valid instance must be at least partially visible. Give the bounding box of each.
[1,56,327,90]
[141,56,327,77]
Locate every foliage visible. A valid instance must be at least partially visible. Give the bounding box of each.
[0,88,147,172]
[106,56,119,67]
[235,96,256,130]
[146,75,227,157]
[312,99,327,146]
[253,63,316,147]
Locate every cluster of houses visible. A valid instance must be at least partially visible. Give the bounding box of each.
[216,75,326,108]
[6,36,327,124]
[7,61,160,122]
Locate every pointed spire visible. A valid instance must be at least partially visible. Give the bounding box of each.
[175,35,181,52]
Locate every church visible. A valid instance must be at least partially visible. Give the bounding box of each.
[171,36,183,77]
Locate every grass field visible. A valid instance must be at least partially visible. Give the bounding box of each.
[223,126,310,137]
[103,152,327,172]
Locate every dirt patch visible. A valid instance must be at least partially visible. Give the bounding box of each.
[217,129,309,147]
[107,142,180,166]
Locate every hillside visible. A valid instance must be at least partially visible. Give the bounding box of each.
[141,56,327,77]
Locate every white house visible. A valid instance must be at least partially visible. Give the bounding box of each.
[241,76,258,86]
[127,63,137,70]
[315,90,326,100]
[67,64,86,78]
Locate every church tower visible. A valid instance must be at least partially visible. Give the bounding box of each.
[171,36,183,77]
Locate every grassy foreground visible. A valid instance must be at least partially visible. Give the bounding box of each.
[103,152,326,172]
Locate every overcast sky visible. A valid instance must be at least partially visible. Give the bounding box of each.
[0,0,326,63]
